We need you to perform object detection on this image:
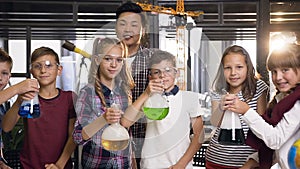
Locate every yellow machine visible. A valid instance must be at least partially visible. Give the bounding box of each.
[137,0,203,90]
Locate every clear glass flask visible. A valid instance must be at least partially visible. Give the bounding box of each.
[218,110,245,145]
[18,93,40,118]
[143,93,169,120]
[101,93,130,151]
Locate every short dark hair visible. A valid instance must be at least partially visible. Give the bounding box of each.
[116,1,146,27]
[0,48,13,70]
[31,46,60,64]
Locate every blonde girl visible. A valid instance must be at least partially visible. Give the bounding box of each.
[73,38,134,168]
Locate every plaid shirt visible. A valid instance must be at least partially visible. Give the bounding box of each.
[130,47,154,158]
[0,103,6,150]
[0,101,9,150]
[73,83,130,169]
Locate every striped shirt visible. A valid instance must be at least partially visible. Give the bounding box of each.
[205,80,268,167]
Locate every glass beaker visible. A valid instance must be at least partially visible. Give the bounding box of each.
[18,93,40,118]
[143,93,169,120]
[218,110,245,145]
[101,102,130,151]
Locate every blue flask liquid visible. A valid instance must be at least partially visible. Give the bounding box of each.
[18,94,40,118]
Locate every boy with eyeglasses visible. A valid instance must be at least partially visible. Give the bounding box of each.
[121,49,205,169]
[2,47,77,169]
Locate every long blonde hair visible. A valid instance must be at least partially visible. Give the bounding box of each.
[91,37,134,107]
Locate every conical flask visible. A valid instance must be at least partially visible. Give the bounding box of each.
[101,102,130,151]
[218,110,245,145]
[18,92,40,119]
[143,93,169,120]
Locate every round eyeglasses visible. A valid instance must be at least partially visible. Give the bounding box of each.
[149,67,177,77]
[98,54,124,64]
[31,60,60,71]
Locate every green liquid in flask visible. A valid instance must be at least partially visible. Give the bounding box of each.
[143,107,169,120]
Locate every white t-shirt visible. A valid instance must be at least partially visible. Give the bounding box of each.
[141,91,204,169]
[126,56,136,68]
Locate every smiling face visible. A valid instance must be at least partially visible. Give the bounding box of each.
[115,12,144,48]
[267,44,300,93]
[271,67,300,93]
[98,44,124,84]
[223,53,248,93]
[149,60,178,92]
[30,54,62,87]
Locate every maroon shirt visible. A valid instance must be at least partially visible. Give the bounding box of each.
[20,89,77,169]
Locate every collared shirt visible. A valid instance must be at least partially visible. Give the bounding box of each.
[73,83,130,169]
[129,47,155,157]
[141,90,204,169]
[163,85,179,96]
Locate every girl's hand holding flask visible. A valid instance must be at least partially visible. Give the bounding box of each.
[101,102,130,151]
